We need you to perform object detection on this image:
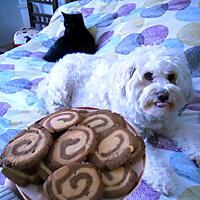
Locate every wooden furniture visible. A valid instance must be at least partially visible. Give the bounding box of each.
[26,0,59,28]
[65,0,77,2]
[0,43,15,54]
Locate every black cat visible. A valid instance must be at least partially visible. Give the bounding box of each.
[43,12,97,62]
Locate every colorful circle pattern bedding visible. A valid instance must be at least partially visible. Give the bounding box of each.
[0,0,200,199]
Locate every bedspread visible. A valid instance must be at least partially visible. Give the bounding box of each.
[0,0,200,199]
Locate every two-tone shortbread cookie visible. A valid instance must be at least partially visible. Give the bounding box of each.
[2,166,41,186]
[47,125,97,170]
[81,110,126,134]
[43,163,103,200]
[102,166,138,198]
[126,125,145,164]
[90,127,137,170]
[39,109,82,134]
[1,126,52,170]
[127,136,145,165]
[37,161,53,181]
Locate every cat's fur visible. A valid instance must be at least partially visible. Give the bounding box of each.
[43,12,97,62]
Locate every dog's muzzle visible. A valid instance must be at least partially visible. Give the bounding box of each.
[154,89,170,108]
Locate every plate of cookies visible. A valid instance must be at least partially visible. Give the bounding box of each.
[0,107,146,200]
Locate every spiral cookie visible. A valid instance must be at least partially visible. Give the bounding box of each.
[37,161,53,181]
[102,166,138,198]
[81,110,126,134]
[90,127,136,170]
[1,126,52,169]
[2,166,41,186]
[39,109,82,133]
[127,136,145,165]
[47,125,97,170]
[43,163,103,200]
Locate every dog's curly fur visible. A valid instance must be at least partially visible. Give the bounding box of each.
[37,45,200,195]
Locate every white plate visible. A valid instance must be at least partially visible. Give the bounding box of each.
[17,107,146,200]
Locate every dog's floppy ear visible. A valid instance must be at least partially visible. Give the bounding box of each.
[127,63,136,80]
[108,60,136,101]
[120,63,136,97]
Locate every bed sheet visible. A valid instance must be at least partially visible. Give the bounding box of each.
[0,0,200,199]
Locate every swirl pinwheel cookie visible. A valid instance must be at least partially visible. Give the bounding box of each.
[127,136,146,165]
[1,126,52,170]
[47,125,97,170]
[39,109,82,134]
[90,127,138,170]
[2,166,41,186]
[81,110,126,134]
[37,161,53,181]
[102,166,138,198]
[43,163,103,200]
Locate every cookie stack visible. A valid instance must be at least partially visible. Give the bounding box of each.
[0,109,145,200]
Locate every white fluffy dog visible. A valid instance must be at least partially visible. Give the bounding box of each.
[37,45,200,195]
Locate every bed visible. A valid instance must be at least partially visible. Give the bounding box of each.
[0,0,200,199]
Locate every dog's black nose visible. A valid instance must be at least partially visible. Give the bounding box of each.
[157,89,169,101]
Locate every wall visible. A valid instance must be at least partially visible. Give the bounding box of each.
[18,0,30,27]
[0,0,23,46]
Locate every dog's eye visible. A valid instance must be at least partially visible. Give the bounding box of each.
[144,72,153,81]
[167,73,176,83]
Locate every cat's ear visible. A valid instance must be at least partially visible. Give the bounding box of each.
[61,12,65,16]
[76,13,83,20]
[61,12,69,20]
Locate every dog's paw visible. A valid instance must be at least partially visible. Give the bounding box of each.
[156,178,176,196]
[143,167,176,196]
[46,100,65,114]
[147,176,175,196]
